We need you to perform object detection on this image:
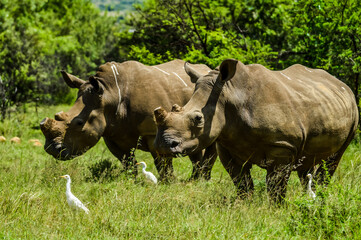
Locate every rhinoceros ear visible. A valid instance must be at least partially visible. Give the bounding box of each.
[89,76,104,94]
[219,59,238,82]
[154,107,168,125]
[60,70,86,89]
[184,62,202,83]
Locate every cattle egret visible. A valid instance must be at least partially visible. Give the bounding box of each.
[136,162,158,184]
[306,173,316,200]
[60,175,89,214]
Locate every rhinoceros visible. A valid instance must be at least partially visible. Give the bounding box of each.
[40,60,217,180]
[153,59,358,202]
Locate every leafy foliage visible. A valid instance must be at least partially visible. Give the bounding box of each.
[1,0,361,123]
[0,0,120,119]
[286,0,361,109]
[120,0,361,122]
[122,0,287,68]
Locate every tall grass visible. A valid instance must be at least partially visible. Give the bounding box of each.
[1,105,361,239]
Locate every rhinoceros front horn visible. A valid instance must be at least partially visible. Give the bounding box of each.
[40,117,56,138]
[154,107,168,125]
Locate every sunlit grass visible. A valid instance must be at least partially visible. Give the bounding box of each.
[1,105,361,239]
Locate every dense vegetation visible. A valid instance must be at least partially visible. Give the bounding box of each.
[1,105,361,239]
[1,0,360,120]
[0,0,120,119]
[1,1,361,238]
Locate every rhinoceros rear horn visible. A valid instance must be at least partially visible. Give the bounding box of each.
[60,70,86,89]
[219,59,238,82]
[154,107,168,125]
[171,104,183,112]
[184,62,202,83]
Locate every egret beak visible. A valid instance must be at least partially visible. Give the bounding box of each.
[136,163,140,165]
[60,175,66,178]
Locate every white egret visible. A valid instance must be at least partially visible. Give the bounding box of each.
[60,175,89,214]
[306,173,316,200]
[136,162,158,184]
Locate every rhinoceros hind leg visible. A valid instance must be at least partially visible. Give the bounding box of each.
[217,144,254,198]
[314,153,342,186]
[266,163,292,204]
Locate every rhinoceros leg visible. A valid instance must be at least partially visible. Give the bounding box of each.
[266,163,292,204]
[152,154,174,181]
[189,143,217,181]
[103,138,137,177]
[217,144,254,198]
[188,151,203,180]
[143,136,175,181]
[314,153,342,186]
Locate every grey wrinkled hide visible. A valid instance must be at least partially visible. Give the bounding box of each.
[40,60,217,180]
[154,59,358,202]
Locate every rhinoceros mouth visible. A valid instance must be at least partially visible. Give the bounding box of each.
[44,140,80,160]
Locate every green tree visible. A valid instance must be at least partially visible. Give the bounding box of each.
[285,0,361,121]
[121,0,290,68]
[0,0,120,120]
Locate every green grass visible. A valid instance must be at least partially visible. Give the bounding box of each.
[1,105,361,239]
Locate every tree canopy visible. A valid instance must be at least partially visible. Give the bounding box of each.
[1,0,360,122]
[0,0,119,119]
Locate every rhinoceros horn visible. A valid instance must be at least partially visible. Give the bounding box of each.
[60,70,86,89]
[154,107,168,125]
[40,117,56,138]
[171,104,183,112]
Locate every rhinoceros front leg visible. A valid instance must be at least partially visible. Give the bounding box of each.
[266,163,292,204]
[152,154,174,181]
[189,142,217,180]
[103,138,137,177]
[217,143,254,198]
[143,136,175,182]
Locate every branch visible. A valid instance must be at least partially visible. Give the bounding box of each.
[184,0,209,56]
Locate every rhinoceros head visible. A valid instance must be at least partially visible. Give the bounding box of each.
[40,71,107,160]
[154,59,239,156]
